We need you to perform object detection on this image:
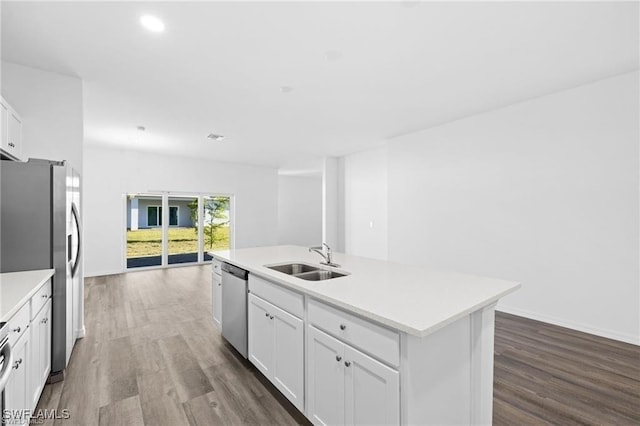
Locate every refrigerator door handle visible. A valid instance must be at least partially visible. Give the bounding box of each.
[70,202,81,278]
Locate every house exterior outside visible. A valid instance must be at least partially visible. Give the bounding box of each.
[126,196,196,230]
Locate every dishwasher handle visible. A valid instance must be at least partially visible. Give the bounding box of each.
[221,263,248,280]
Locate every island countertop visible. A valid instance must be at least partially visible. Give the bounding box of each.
[210,245,520,337]
[0,269,55,322]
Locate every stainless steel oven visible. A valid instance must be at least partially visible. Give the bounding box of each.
[0,322,13,424]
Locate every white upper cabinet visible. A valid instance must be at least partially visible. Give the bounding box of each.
[0,96,23,161]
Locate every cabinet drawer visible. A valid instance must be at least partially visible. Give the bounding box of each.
[249,275,303,318]
[31,280,52,319]
[308,299,400,367]
[212,259,222,276]
[7,301,30,347]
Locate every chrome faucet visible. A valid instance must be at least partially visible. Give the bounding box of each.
[309,243,340,267]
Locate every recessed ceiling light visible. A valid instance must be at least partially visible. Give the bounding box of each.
[207,133,225,141]
[280,86,293,94]
[140,15,165,33]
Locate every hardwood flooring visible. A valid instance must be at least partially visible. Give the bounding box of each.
[35,265,639,425]
[494,312,639,425]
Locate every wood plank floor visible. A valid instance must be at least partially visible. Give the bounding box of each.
[35,265,639,425]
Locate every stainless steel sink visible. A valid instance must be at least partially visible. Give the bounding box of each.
[267,263,320,275]
[293,270,349,281]
[265,262,349,281]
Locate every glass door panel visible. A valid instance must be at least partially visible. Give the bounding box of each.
[127,194,162,268]
[202,196,231,261]
[168,196,199,265]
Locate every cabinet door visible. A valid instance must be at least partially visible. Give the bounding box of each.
[6,109,22,159]
[30,300,52,409]
[272,305,304,411]
[212,273,222,329]
[344,345,399,426]
[307,326,345,426]
[247,294,274,378]
[5,333,30,425]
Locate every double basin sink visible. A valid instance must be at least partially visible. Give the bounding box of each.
[266,262,349,281]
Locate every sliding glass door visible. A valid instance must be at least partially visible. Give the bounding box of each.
[202,196,231,261]
[125,193,232,270]
[126,194,163,268]
[168,195,199,265]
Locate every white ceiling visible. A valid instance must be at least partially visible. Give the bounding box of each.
[2,1,638,169]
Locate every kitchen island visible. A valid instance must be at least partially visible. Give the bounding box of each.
[211,245,520,425]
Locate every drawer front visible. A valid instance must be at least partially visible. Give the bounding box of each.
[31,280,52,319]
[308,299,400,367]
[212,260,222,276]
[248,275,303,318]
[7,301,30,347]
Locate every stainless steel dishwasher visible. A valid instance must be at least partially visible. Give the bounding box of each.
[221,262,249,358]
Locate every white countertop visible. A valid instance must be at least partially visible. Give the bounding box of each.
[210,246,520,337]
[0,269,55,322]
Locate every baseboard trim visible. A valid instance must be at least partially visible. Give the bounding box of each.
[84,269,123,278]
[496,305,639,346]
[76,325,86,339]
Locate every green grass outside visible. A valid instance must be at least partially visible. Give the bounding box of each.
[126,227,229,258]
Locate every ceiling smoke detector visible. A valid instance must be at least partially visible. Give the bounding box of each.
[207,133,225,141]
[137,126,146,132]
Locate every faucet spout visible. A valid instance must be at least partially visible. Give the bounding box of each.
[308,244,340,268]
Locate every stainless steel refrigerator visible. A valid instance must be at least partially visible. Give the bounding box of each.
[0,158,82,381]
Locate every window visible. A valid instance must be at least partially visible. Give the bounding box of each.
[169,206,178,226]
[147,206,160,227]
[147,206,179,227]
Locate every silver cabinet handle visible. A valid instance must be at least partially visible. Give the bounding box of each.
[340,324,346,330]
[269,315,274,320]
[344,361,351,367]
[12,326,20,333]
[13,358,23,369]
[336,355,342,362]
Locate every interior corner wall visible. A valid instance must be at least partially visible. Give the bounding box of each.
[277,175,322,246]
[341,146,389,261]
[383,71,639,344]
[1,61,83,173]
[83,145,279,277]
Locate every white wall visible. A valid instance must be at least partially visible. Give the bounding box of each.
[342,146,389,260]
[84,145,279,276]
[342,72,639,344]
[277,175,322,246]
[1,61,83,172]
[322,157,341,250]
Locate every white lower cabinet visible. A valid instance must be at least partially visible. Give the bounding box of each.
[4,280,52,426]
[30,299,52,410]
[212,271,222,329]
[5,331,30,425]
[248,293,304,411]
[307,325,399,426]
